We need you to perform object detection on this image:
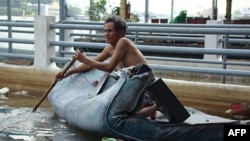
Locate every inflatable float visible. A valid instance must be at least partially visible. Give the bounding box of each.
[48,63,239,141]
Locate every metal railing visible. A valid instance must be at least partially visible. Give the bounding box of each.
[0,17,250,85]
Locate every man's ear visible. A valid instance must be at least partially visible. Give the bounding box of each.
[119,29,125,37]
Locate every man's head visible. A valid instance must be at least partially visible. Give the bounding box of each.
[105,15,127,33]
[104,15,127,44]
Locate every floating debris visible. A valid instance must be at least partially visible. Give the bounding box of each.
[225,102,250,120]
[0,87,9,97]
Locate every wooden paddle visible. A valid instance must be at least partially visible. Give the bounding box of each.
[32,58,76,112]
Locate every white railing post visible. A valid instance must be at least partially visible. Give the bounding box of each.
[33,15,56,70]
[204,20,223,61]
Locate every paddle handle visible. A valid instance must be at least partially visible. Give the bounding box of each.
[32,58,76,112]
[32,81,57,112]
[61,58,76,76]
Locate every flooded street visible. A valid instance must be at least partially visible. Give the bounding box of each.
[0,91,102,141]
[0,68,249,141]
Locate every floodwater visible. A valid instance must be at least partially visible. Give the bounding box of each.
[0,85,248,141]
[0,91,102,141]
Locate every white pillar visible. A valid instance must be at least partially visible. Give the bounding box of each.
[204,20,223,61]
[33,15,56,70]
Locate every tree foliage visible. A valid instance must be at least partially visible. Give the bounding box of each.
[87,0,107,21]
[0,0,54,7]
[0,0,56,16]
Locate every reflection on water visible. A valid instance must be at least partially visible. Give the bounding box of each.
[0,107,102,141]
[0,91,102,141]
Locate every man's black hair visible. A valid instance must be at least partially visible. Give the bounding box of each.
[105,15,127,32]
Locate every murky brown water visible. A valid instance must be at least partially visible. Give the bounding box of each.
[0,91,102,141]
[1,76,249,141]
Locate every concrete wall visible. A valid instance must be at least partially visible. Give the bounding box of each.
[163,78,250,117]
[1,63,249,117]
[0,64,57,95]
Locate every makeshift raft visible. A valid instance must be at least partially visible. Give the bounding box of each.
[48,64,239,141]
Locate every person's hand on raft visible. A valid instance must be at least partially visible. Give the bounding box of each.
[73,49,87,63]
[55,49,85,82]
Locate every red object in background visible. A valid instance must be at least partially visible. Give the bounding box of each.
[151,19,159,23]
[232,19,250,24]
[126,2,130,19]
[230,102,249,115]
[150,111,156,120]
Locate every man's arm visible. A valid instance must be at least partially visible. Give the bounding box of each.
[76,38,129,72]
[69,47,112,74]
[67,63,91,74]
[137,104,158,117]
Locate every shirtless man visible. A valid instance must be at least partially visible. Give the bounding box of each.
[68,16,145,73]
[57,15,157,117]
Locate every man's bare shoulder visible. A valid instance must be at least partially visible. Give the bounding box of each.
[103,43,113,50]
[117,37,135,48]
[118,37,132,43]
